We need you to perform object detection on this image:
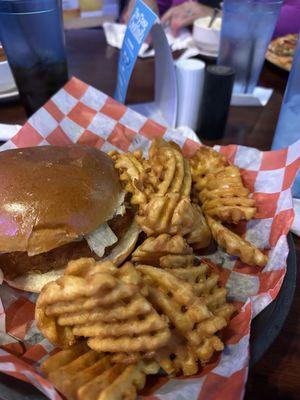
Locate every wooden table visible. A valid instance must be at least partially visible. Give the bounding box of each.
[1,28,299,399]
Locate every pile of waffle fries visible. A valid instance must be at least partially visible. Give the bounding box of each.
[36,140,268,400]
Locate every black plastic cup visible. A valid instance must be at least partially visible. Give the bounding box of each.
[197,65,235,140]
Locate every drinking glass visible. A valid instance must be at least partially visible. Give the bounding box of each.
[0,0,68,116]
[218,0,283,94]
[272,33,300,198]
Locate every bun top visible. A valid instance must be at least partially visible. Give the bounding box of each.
[0,145,121,255]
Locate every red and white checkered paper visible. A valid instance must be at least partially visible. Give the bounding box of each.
[0,77,299,400]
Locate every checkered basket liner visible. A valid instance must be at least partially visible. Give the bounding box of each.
[0,77,299,400]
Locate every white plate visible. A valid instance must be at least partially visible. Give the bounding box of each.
[0,86,19,101]
[196,46,218,59]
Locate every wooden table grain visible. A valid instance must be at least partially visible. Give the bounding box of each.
[0,28,298,400]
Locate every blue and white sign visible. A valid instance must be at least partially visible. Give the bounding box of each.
[114,0,157,103]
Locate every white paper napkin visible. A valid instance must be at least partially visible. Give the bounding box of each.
[0,123,21,141]
[103,22,200,58]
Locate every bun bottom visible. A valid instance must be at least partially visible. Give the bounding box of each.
[5,221,140,293]
[6,269,66,293]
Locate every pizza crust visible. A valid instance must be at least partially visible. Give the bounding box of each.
[266,33,298,72]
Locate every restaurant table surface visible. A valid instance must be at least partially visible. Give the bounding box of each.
[0,28,299,400]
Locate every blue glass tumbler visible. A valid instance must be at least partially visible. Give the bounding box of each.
[218,0,283,94]
[272,33,300,198]
[0,0,68,116]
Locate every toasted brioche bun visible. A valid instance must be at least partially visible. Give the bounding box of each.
[6,269,65,293]
[0,145,139,292]
[6,221,140,293]
[0,145,121,256]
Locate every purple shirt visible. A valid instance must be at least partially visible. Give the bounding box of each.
[273,0,300,38]
[157,0,187,16]
[156,0,300,38]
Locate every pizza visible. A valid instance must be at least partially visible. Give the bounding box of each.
[266,33,298,71]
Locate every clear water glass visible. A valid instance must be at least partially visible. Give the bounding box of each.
[0,0,68,116]
[218,0,283,94]
[272,33,300,198]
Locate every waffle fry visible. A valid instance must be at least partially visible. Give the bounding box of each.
[73,313,167,339]
[36,260,137,346]
[131,234,193,267]
[201,166,256,223]
[136,193,182,236]
[190,147,256,224]
[57,296,152,326]
[205,165,244,191]
[110,140,209,248]
[159,254,195,268]
[109,150,151,206]
[206,215,268,266]
[136,263,236,372]
[190,146,228,182]
[148,139,191,197]
[136,195,211,248]
[199,187,250,205]
[110,351,155,365]
[189,146,267,266]
[136,265,227,349]
[41,342,159,400]
[166,265,218,295]
[36,259,170,353]
[184,203,211,248]
[64,258,117,278]
[164,263,236,318]
[155,330,198,376]
[155,330,225,376]
[36,256,235,382]
[87,329,170,353]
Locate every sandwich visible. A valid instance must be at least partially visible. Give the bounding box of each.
[0,145,140,292]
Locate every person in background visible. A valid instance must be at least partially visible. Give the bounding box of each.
[273,0,300,38]
[123,0,300,39]
[123,0,221,36]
